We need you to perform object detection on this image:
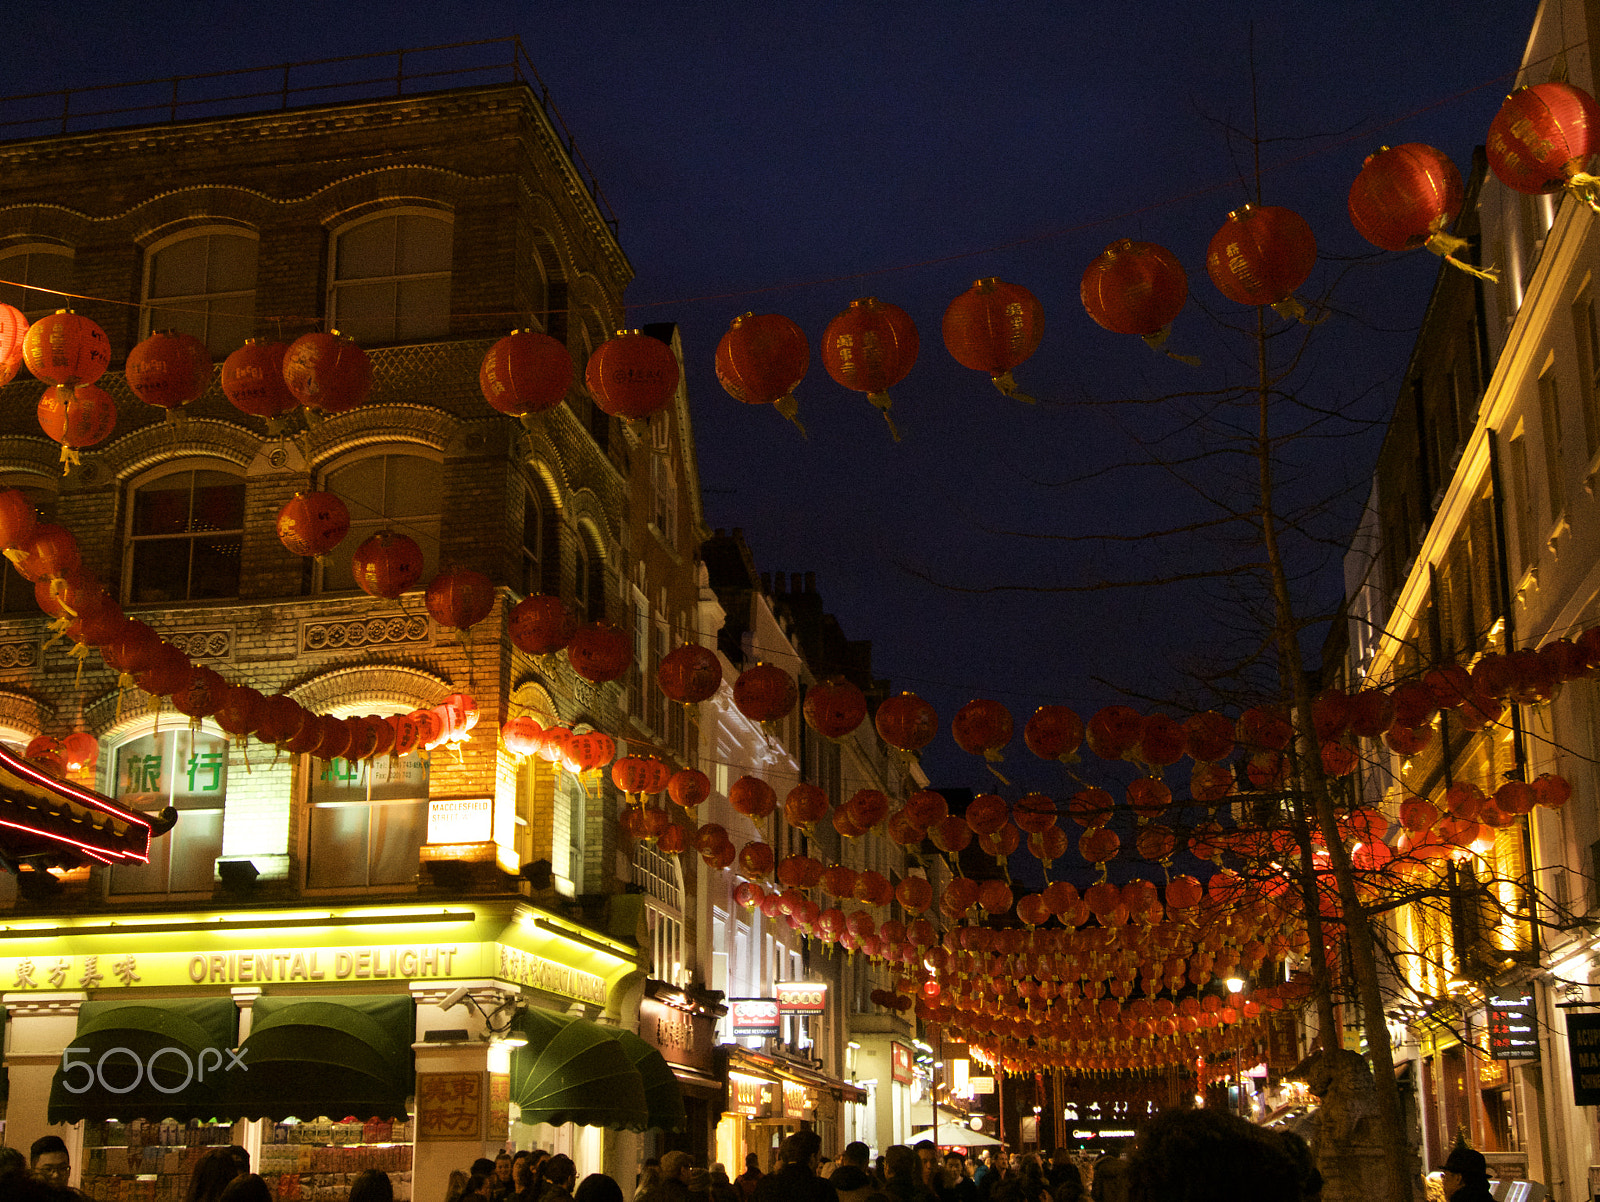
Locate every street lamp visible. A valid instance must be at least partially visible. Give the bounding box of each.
[1225,978,1247,1121]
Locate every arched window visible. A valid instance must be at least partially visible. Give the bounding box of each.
[318,451,443,593]
[521,485,544,597]
[0,245,73,321]
[143,229,258,357]
[304,704,429,890]
[107,723,229,896]
[125,466,245,604]
[574,522,605,622]
[330,210,452,344]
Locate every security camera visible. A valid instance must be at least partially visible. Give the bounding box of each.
[439,985,471,1012]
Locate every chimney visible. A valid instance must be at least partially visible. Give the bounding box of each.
[760,572,772,594]
[804,571,816,593]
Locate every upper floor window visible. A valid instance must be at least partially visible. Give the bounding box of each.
[108,726,228,895]
[632,841,686,987]
[1538,368,1565,521]
[522,486,544,597]
[330,211,452,345]
[0,245,73,321]
[126,467,245,604]
[144,230,258,357]
[574,527,607,623]
[318,452,442,592]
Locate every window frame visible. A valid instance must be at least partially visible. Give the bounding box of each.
[0,243,74,321]
[122,461,247,607]
[314,447,445,595]
[140,225,260,357]
[327,207,454,346]
[105,722,230,898]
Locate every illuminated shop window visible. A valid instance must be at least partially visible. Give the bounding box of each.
[126,468,245,605]
[143,229,259,357]
[108,728,227,895]
[0,245,73,321]
[306,749,429,889]
[330,211,452,344]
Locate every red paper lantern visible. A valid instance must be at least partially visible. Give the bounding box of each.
[875,691,938,752]
[1487,82,1600,195]
[214,688,264,739]
[951,698,1013,759]
[942,277,1044,400]
[783,782,830,829]
[171,665,227,719]
[125,331,212,412]
[135,642,191,697]
[508,594,579,656]
[732,662,797,724]
[1135,823,1177,862]
[14,523,79,582]
[803,677,867,739]
[0,489,37,550]
[59,731,99,772]
[313,714,355,761]
[978,879,1014,915]
[730,775,778,819]
[351,531,424,599]
[501,716,544,758]
[425,567,496,632]
[276,492,350,558]
[1348,143,1465,252]
[612,756,672,796]
[584,329,679,421]
[0,304,26,385]
[668,768,711,808]
[658,643,723,704]
[1127,777,1172,820]
[1024,705,1083,761]
[565,731,616,772]
[24,736,64,776]
[37,384,117,468]
[738,841,776,879]
[1534,772,1573,810]
[715,312,810,429]
[845,788,890,831]
[221,340,299,422]
[1081,240,1188,338]
[1078,826,1121,863]
[282,332,372,414]
[1206,205,1317,311]
[1086,705,1143,760]
[1136,713,1186,766]
[22,311,110,386]
[567,621,632,683]
[480,329,574,416]
[820,297,919,439]
[896,876,933,913]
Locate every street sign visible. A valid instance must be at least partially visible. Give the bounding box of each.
[1568,1013,1600,1104]
[1487,988,1539,1060]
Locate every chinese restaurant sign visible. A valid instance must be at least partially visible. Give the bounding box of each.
[776,982,827,1014]
[1488,988,1539,1060]
[891,1042,912,1084]
[730,998,781,1038]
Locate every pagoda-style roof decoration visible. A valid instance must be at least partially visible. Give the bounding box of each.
[0,742,159,871]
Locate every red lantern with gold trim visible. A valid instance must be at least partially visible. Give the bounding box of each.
[222,340,299,423]
[658,643,722,704]
[276,492,350,559]
[37,384,117,470]
[282,331,372,415]
[565,730,616,773]
[1206,205,1317,315]
[730,775,778,819]
[0,488,37,550]
[732,662,797,724]
[942,278,1044,401]
[1081,240,1189,339]
[612,756,672,797]
[509,594,578,656]
[668,768,711,808]
[0,304,26,386]
[951,698,1013,760]
[480,329,573,416]
[1024,705,1082,762]
[425,567,496,633]
[875,691,937,753]
[804,677,867,740]
[501,716,544,759]
[125,331,212,414]
[13,523,79,582]
[22,310,110,387]
[715,312,810,430]
[567,621,632,683]
[351,531,424,600]
[585,329,679,421]
[1347,143,1465,252]
[784,782,830,829]
[1487,82,1600,196]
[820,297,919,439]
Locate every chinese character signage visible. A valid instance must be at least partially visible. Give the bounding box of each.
[1569,1014,1600,1105]
[1487,988,1539,1060]
[776,982,827,1014]
[487,1073,510,1141]
[417,1071,482,1140]
[310,751,429,803]
[115,729,227,805]
[891,1042,912,1084]
[730,998,781,1038]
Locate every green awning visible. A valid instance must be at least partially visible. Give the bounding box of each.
[48,998,237,1124]
[608,1027,687,1133]
[224,994,413,1121]
[510,1008,649,1131]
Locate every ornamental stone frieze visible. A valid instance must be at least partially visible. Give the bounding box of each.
[0,641,39,672]
[300,612,431,655]
[165,629,232,660]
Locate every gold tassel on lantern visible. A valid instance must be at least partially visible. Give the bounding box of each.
[773,393,807,436]
[867,392,902,442]
[1424,230,1501,282]
[989,371,1037,404]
